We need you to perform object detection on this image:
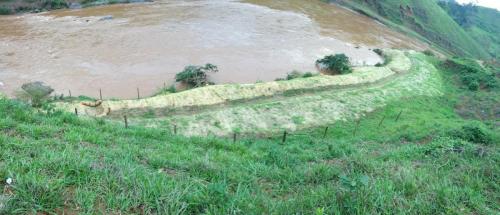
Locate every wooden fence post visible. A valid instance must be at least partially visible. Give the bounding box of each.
[99,88,103,100]
[137,88,140,99]
[282,130,287,143]
[353,119,361,137]
[323,126,329,139]
[74,108,78,116]
[395,110,403,122]
[233,133,237,143]
[68,90,72,97]
[124,115,128,128]
[378,115,386,128]
[173,124,177,135]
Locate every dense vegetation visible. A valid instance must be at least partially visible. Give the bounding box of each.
[438,0,500,60]
[331,0,498,60]
[316,54,352,75]
[0,55,498,214]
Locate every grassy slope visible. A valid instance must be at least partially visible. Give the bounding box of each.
[438,2,500,60]
[1,56,499,214]
[332,0,491,59]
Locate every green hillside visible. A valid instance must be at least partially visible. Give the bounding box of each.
[331,0,493,59]
[1,52,499,214]
[438,1,500,60]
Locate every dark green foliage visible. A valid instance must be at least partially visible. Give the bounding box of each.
[42,0,67,9]
[450,123,493,145]
[423,50,435,56]
[0,7,12,15]
[442,58,498,91]
[175,64,218,88]
[373,48,383,56]
[316,54,352,75]
[285,71,316,80]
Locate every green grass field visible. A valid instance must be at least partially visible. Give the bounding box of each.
[1,55,498,214]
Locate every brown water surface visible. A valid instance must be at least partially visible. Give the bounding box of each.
[0,0,426,98]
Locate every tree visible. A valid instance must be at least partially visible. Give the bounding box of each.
[175,64,219,88]
[16,82,54,107]
[316,54,352,75]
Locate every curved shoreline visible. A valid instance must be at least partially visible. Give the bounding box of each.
[56,49,410,117]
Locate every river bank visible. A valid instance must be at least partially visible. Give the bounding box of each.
[0,0,151,15]
[1,0,425,99]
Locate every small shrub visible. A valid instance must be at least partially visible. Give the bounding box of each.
[449,124,492,145]
[423,50,435,56]
[286,70,303,80]
[175,64,218,88]
[284,71,316,80]
[373,49,383,56]
[316,54,352,75]
[15,82,54,107]
[303,72,314,78]
[42,0,68,9]
[155,84,176,96]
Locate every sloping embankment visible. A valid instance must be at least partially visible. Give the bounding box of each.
[136,51,442,136]
[56,49,411,118]
[56,49,442,137]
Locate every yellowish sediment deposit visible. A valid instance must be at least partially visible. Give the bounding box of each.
[56,49,411,117]
[55,50,442,136]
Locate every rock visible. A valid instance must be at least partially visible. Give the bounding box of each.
[69,3,82,9]
[99,15,114,21]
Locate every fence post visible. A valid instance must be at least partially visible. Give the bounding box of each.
[282,130,287,143]
[395,110,403,122]
[124,115,128,129]
[99,88,103,100]
[137,88,140,99]
[378,115,386,128]
[74,108,78,116]
[233,133,237,143]
[173,124,177,135]
[323,126,329,138]
[68,90,72,97]
[353,119,361,137]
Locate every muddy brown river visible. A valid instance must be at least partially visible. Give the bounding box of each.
[0,0,425,99]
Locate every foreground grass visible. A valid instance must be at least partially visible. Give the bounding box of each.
[1,84,499,214]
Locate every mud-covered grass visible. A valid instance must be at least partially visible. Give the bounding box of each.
[1,83,498,214]
[55,50,408,118]
[134,51,441,136]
